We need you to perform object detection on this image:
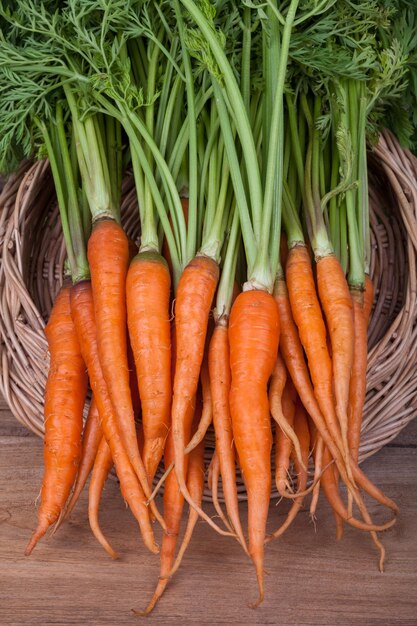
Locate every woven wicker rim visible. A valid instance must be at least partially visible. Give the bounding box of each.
[0,129,416,501]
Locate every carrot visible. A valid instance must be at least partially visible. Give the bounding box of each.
[88,435,117,559]
[267,400,310,542]
[209,451,235,534]
[320,447,387,571]
[69,274,164,533]
[171,255,230,536]
[348,294,367,457]
[285,246,347,467]
[138,321,196,616]
[88,219,161,522]
[269,353,305,478]
[348,277,374,464]
[364,274,374,325]
[346,276,374,519]
[209,321,248,553]
[139,408,196,614]
[273,378,297,498]
[127,332,141,421]
[184,357,213,454]
[316,253,354,460]
[275,275,398,522]
[25,286,88,555]
[57,396,102,526]
[146,338,214,503]
[309,435,324,519]
[127,252,171,486]
[229,289,280,607]
[319,446,394,534]
[164,405,206,579]
[103,399,159,554]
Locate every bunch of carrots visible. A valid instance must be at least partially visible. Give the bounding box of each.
[0,0,414,613]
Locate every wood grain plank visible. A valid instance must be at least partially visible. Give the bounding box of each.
[1,422,416,626]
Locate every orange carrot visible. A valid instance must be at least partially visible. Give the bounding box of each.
[165,405,206,579]
[146,346,214,502]
[102,397,159,554]
[88,220,159,520]
[140,408,196,613]
[127,252,171,486]
[316,254,354,459]
[275,275,398,520]
[309,434,324,519]
[269,353,305,476]
[209,451,234,534]
[346,276,374,520]
[348,292,367,464]
[25,286,87,555]
[88,435,117,559]
[348,276,374,464]
[229,289,279,607]
[184,357,213,454]
[319,447,394,534]
[171,255,229,536]
[127,333,141,421]
[285,247,347,465]
[209,321,248,552]
[69,275,164,533]
[138,322,196,616]
[364,274,374,325]
[267,400,310,542]
[320,446,387,571]
[273,378,297,497]
[59,396,102,524]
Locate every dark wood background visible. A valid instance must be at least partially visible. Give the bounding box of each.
[1,397,416,626]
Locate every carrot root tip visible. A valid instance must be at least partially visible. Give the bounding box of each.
[309,513,318,532]
[24,523,50,556]
[249,592,265,610]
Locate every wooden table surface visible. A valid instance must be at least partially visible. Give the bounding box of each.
[1,398,416,626]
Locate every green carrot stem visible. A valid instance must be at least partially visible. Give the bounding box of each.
[154,37,179,150]
[328,144,341,259]
[105,116,122,221]
[168,86,213,185]
[200,136,231,261]
[143,35,161,243]
[286,92,305,193]
[128,38,147,91]
[158,74,183,162]
[282,181,305,247]
[339,86,364,289]
[212,79,256,272]
[248,0,299,290]
[357,86,369,274]
[241,7,252,115]
[35,118,77,279]
[55,103,89,281]
[179,0,263,244]
[199,116,221,240]
[269,109,284,278]
[339,199,348,275]
[214,206,240,321]
[257,0,299,271]
[302,94,331,256]
[174,0,198,262]
[64,86,117,223]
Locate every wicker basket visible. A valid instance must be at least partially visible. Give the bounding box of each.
[1,129,416,499]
